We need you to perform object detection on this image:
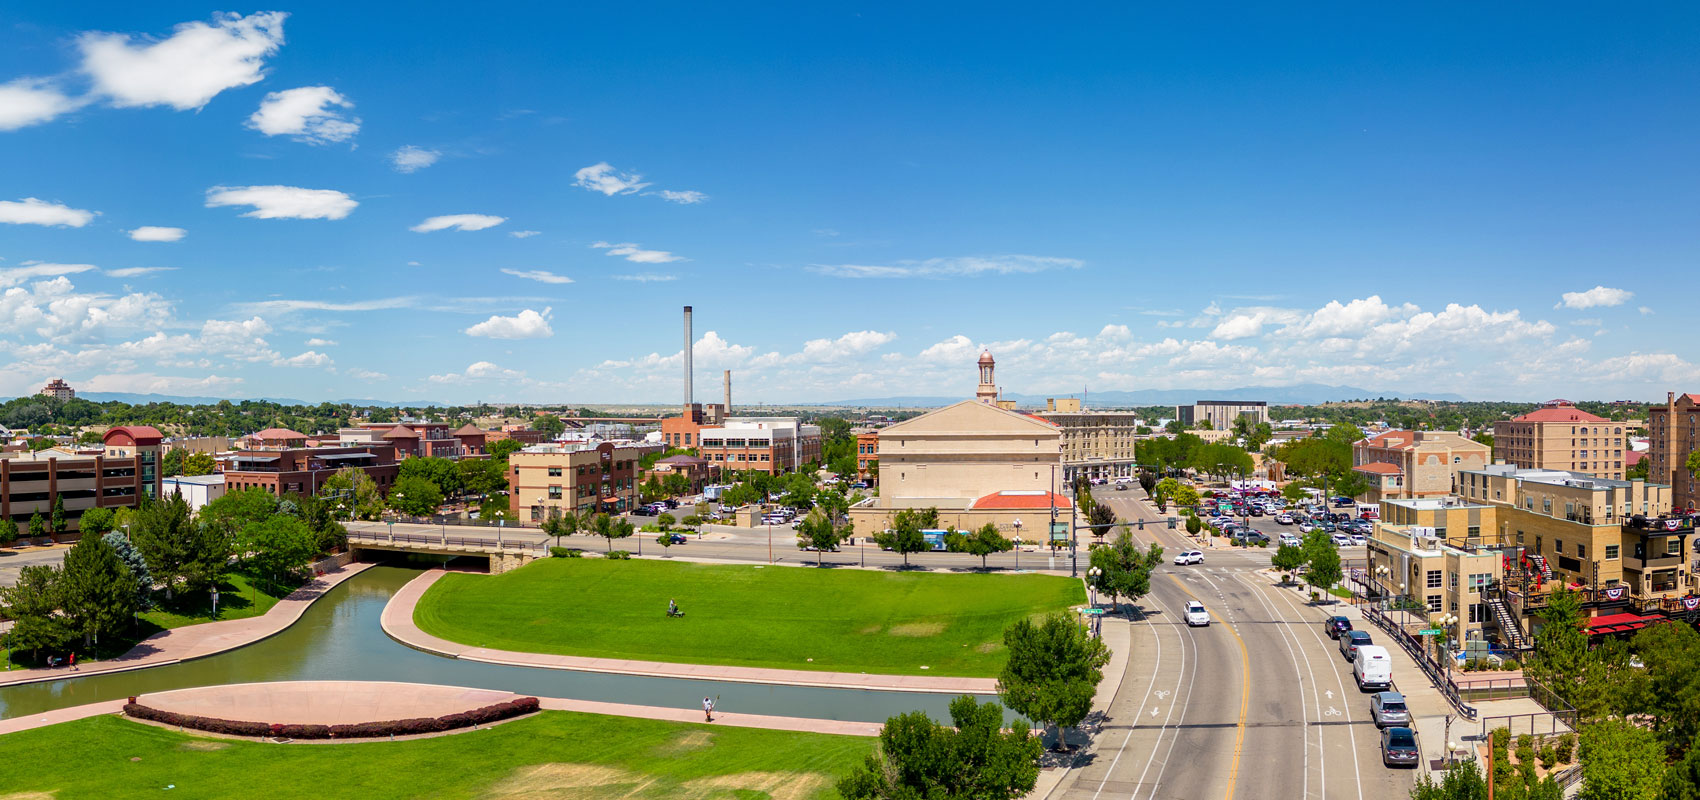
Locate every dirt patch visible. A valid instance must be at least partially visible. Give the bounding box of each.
[975,641,1001,654]
[655,730,715,755]
[680,771,830,800]
[887,622,944,637]
[484,763,653,799]
[0,793,57,800]
[858,624,882,635]
[176,741,230,752]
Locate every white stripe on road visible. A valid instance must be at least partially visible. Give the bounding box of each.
[1232,571,1320,800]
[1255,578,1365,800]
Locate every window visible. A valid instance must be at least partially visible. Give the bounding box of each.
[547,467,562,477]
[1427,569,1442,589]
[1469,603,1487,624]
[1554,540,1564,555]
[1450,573,1459,590]
[1605,544,1619,560]
[1427,595,1443,613]
[1577,544,1585,558]
[548,486,561,499]
[1670,538,1682,556]
[1450,598,1459,613]
[1467,525,1481,540]
[1468,573,1491,591]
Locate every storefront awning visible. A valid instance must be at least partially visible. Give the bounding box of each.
[1586,612,1658,635]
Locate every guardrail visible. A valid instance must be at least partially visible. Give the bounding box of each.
[1452,675,1529,703]
[1363,603,1478,720]
[347,529,546,557]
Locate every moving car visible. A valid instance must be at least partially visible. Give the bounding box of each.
[1354,645,1393,691]
[1185,601,1210,627]
[1323,616,1353,639]
[1339,630,1373,661]
[1380,726,1420,767]
[663,533,688,544]
[1370,692,1410,728]
[1173,550,1204,565]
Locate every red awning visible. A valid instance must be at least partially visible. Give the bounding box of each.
[1586,613,1657,635]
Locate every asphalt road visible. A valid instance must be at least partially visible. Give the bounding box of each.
[0,546,71,588]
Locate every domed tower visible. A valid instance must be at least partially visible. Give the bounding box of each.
[976,350,998,404]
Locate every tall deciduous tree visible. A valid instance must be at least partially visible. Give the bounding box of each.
[320,467,383,520]
[946,522,1013,568]
[1305,542,1343,597]
[77,507,115,538]
[1272,543,1306,583]
[59,532,137,647]
[130,494,194,597]
[182,451,217,476]
[837,695,1040,800]
[875,507,934,567]
[541,509,581,548]
[389,475,444,516]
[999,612,1111,750]
[795,508,846,566]
[1088,530,1164,613]
[1579,719,1665,800]
[241,516,317,583]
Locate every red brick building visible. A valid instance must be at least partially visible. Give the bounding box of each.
[0,426,162,537]
[218,445,399,497]
[1648,392,1700,511]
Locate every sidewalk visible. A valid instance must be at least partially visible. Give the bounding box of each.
[0,562,375,688]
[382,570,1001,694]
[1030,605,1132,800]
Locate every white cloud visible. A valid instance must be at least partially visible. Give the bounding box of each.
[0,79,81,131]
[508,230,541,238]
[0,262,99,287]
[206,185,356,220]
[127,226,186,242]
[304,337,336,346]
[500,268,573,284]
[79,12,287,110]
[464,307,553,339]
[105,267,177,278]
[246,86,359,144]
[918,334,979,363]
[612,273,677,282]
[811,255,1083,279]
[654,190,707,204]
[573,162,650,196]
[81,373,244,394]
[0,275,173,339]
[233,296,414,314]
[428,361,526,384]
[273,350,331,367]
[390,145,440,173]
[799,330,897,361]
[347,367,387,381]
[410,214,506,233]
[591,241,683,263]
[0,197,96,227]
[1557,286,1633,310]
[1209,308,1299,340]
[1639,306,1654,315]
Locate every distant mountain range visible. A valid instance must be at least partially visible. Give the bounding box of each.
[822,384,1467,408]
[60,392,447,408]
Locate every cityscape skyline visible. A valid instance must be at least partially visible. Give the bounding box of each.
[3,6,1698,404]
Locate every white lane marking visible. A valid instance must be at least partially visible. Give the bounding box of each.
[1325,707,1341,717]
[1232,571,1320,800]
[1326,690,1334,700]
[1139,587,1201,800]
[1087,602,1169,800]
[1258,579,1366,800]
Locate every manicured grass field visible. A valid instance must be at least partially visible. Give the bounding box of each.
[414,559,1085,676]
[0,711,867,800]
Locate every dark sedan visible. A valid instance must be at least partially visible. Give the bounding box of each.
[1323,616,1353,639]
[1381,727,1420,767]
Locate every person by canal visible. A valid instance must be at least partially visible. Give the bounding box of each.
[702,696,715,722]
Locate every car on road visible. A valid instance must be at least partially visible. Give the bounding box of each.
[1333,496,1355,507]
[1354,645,1393,691]
[1115,483,1127,491]
[1174,550,1204,565]
[1184,601,1210,627]
[1370,692,1410,728]
[662,533,688,544]
[1323,616,1353,638]
[1339,630,1372,661]
[1380,726,1420,767]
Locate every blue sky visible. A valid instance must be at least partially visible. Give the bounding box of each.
[2,4,1696,404]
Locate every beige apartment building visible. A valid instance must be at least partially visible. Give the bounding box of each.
[1366,497,1504,647]
[1035,397,1141,482]
[1492,400,1627,480]
[1647,391,1700,511]
[1351,430,1491,503]
[1177,400,1268,430]
[507,441,644,522]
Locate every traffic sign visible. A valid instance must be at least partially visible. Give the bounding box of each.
[1418,628,1444,635]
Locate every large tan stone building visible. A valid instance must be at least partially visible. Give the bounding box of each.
[1492,400,1627,480]
[508,441,644,521]
[1647,391,1700,511]
[1177,400,1268,430]
[1351,430,1491,502]
[1035,398,1141,482]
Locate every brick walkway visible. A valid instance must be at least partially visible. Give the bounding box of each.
[0,562,375,688]
[384,569,1001,694]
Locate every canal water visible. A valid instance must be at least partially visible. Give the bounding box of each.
[0,565,982,723]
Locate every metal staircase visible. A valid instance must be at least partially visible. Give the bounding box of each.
[1489,597,1531,651]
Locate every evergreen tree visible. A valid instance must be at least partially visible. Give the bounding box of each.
[27,511,47,542]
[102,531,154,609]
[0,517,17,546]
[50,495,66,538]
[180,519,234,593]
[130,494,194,597]
[59,532,138,647]
[0,565,72,660]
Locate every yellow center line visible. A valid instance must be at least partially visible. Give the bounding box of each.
[1168,573,1251,800]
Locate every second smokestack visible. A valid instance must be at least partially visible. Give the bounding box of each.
[724,370,731,414]
[683,305,693,408]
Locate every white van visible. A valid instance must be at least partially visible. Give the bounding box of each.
[1354,645,1392,691]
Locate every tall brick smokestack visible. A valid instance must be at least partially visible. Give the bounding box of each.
[724,370,731,414]
[683,306,693,408]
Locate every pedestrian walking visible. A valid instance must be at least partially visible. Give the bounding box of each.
[703,696,715,722]
[69,652,77,671]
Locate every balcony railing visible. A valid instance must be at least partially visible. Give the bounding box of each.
[1625,514,1699,533]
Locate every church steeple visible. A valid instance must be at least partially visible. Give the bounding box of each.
[975,350,998,403]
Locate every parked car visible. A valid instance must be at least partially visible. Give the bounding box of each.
[1276,513,1294,525]
[1332,534,1352,547]
[1185,601,1211,627]
[1323,616,1353,639]
[1339,630,1373,661]
[1354,645,1393,691]
[1380,726,1420,767]
[1370,692,1410,728]
[1349,534,1367,546]
[1174,550,1204,565]
[1278,535,1301,548]
[1333,496,1355,507]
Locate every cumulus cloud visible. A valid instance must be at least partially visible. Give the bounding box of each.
[206,185,356,220]
[799,330,897,361]
[410,214,506,233]
[346,367,387,381]
[508,230,541,238]
[79,12,287,110]
[1208,308,1300,340]
[0,197,96,227]
[654,190,707,204]
[389,145,440,173]
[0,79,81,131]
[1557,286,1633,310]
[811,255,1083,279]
[273,350,331,367]
[246,86,359,144]
[0,275,172,339]
[304,337,336,346]
[464,307,553,339]
[591,241,683,263]
[127,226,186,242]
[1639,306,1655,315]
[428,361,526,383]
[500,268,573,284]
[573,162,650,195]
[1280,296,1419,339]
[81,373,244,394]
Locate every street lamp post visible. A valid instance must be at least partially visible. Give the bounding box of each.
[1087,566,1102,608]
[1012,517,1024,571]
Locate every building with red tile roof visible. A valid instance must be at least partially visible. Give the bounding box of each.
[0,427,163,541]
[1352,429,1490,502]
[1493,401,1626,480]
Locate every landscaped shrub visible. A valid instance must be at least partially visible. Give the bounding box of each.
[1501,658,1519,670]
[1537,745,1557,770]
[1556,733,1575,763]
[549,547,582,558]
[123,697,541,740]
[681,515,703,526]
[1516,733,1534,753]
[604,550,632,560]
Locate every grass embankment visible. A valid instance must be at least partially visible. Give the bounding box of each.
[0,711,865,800]
[414,558,1085,677]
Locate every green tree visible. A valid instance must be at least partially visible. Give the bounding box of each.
[838,695,1040,800]
[1282,481,1311,504]
[101,531,153,609]
[130,494,194,597]
[1305,542,1343,597]
[180,519,233,593]
[1579,719,1665,800]
[1164,419,1184,435]
[488,438,524,462]
[1334,470,1372,501]
[657,513,676,530]
[1088,529,1164,612]
[795,508,847,566]
[182,451,217,476]
[397,456,462,499]
[1272,544,1306,582]
[1526,588,1593,712]
[999,611,1111,750]
[1185,514,1202,535]
[1152,477,1179,508]
[321,467,383,520]
[26,511,46,542]
[77,507,115,537]
[59,531,138,647]
[590,513,633,552]
[1171,483,1200,509]
[540,509,581,548]
[389,474,445,516]
[640,474,664,502]
[1324,422,1365,445]
[456,457,507,497]
[955,522,1014,568]
[0,517,17,546]
[199,487,279,532]
[50,495,66,538]
[240,516,317,583]
[1664,744,1700,800]
[1624,619,1700,753]
[531,413,566,436]
[1410,759,1487,800]
[1688,450,1700,483]
[874,507,934,567]
[0,565,72,660]
[721,482,762,507]
[161,447,187,478]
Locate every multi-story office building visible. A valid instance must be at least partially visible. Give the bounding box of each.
[1177,400,1268,430]
[218,445,399,497]
[0,426,162,536]
[38,378,74,402]
[1647,391,1700,511]
[697,418,822,475]
[854,428,880,485]
[1491,400,1626,480]
[339,422,489,459]
[1351,430,1491,502]
[507,441,644,521]
[1035,399,1142,482]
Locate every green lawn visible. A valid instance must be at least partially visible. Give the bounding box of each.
[414,559,1085,677]
[0,711,868,800]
